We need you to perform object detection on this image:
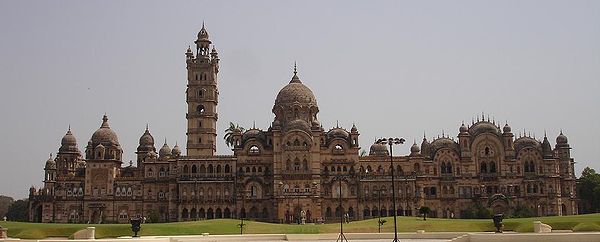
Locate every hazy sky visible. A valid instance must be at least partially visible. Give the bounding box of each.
[1,0,598,199]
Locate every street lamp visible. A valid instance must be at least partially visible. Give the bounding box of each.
[335,175,348,242]
[376,137,405,242]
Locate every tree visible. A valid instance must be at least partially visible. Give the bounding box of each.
[0,195,14,218]
[419,206,431,221]
[578,167,600,213]
[5,199,28,221]
[224,122,245,147]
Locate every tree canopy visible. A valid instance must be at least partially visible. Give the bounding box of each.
[578,167,600,213]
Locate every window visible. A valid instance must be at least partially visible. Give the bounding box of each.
[334,144,343,150]
[197,105,205,113]
[249,145,260,154]
[294,162,300,171]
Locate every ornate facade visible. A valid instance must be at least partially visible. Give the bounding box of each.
[29,26,578,223]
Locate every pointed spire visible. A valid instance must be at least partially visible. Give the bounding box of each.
[336,120,339,128]
[68,124,71,131]
[290,62,301,83]
[145,123,149,131]
[164,138,167,145]
[253,120,256,129]
[202,21,205,29]
[294,61,297,75]
[101,114,109,128]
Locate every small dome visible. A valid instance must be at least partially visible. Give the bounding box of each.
[137,127,155,152]
[469,121,501,137]
[159,142,171,158]
[59,128,81,153]
[369,142,389,156]
[556,131,568,144]
[430,137,458,152]
[459,123,468,133]
[327,128,349,140]
[503,123,512,133]
[171,143,181,157]
[514,136,542,152]
[242,129,263,140]
[410,142,421,154]
[45,155,56,169]
[61,129,77,146]
[90,115,120,146]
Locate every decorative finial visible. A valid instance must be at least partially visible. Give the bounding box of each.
[336,120,339,128]
[202,21,205,29]
[294,61,297,76]
[164,138,167,145]
[253,120,256,129]
[544,130,547,137]
[145,123,149,131]
[68,124,71,131]
[481,112,485,120]
[49,153,52,158]
[560,129,563,135]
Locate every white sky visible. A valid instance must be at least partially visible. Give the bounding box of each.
[0,0,599,198]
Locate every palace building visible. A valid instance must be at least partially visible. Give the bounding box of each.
[29,26,578,223]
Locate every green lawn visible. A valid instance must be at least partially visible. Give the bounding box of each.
[1,214,599,239]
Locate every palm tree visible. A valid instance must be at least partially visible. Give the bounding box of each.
[224,122,245,147]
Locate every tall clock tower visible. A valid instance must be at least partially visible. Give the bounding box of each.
[185,24,220,157]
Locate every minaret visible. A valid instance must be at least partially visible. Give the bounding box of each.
[186,24,220,157]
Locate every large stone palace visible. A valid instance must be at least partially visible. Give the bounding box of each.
[29,26,578,223]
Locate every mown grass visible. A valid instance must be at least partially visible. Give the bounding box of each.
[1,214,599,239]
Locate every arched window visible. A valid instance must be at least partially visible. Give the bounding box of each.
[481,162,487,173]
[447,163,453,174]
[216,165,222,173]
[191,165,197,173]
[294,162,300,171]
[334,144,343,150]
[224,164,231,173]
[303,159,308,171]
[199,164,206,173]
[441,162,447,174]
[183,165,189,173]
[249,145,260,154]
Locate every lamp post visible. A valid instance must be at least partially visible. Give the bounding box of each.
[335,175,348,242]
[377,137,405,242]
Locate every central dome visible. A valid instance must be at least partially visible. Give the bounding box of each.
[274,75,318,108]
[91,115,120,146]
[272,66,320,130]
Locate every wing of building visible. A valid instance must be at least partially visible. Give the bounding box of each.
[29,26,578,223]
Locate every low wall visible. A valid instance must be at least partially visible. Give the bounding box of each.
[462,232,600,242]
